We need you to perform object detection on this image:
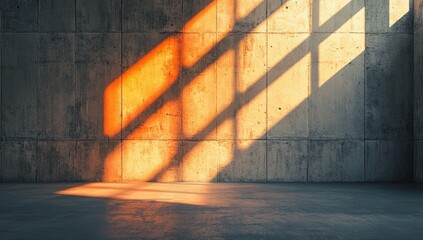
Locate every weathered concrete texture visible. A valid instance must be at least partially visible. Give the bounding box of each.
[415,27,423,140]
[415,0,423,29]
[267,34,309,139]
[218,140,266,182]
[1,141,36,182]
[122,33,181,140]
[76,0,121,32]
[182,33,217,140]
[38,34,76,139]
[308,140,364,182]
[415,141,423,182]
[182,0,216,33]
[312,0,365,33]
[122,140,182,182]
[365,140,413,181]
[217,0,267,33]
[267,140,308,182]
[235,33,267,140]
[39,0,75,32]
[365,34,413,140]
[182,140,219,182]
[1,0,38,32]
[267,0,310,33]
[309,33,365,139]
[1,34,38,138]
[0,0,418,182]
[76,33,121,140]
[366,0,413,33]
[75,140,121,182]
[123,0,183,32]
[37,141,76,182]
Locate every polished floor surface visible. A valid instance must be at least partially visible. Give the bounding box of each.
[1,183,423,240]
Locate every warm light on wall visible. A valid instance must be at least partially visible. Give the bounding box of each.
[389,0,409,27]
[103,36,180,138]
[95,0,409,183]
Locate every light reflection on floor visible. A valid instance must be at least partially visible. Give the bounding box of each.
[56,182,226,206]
[2,183,423,239]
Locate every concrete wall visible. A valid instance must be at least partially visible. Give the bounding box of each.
[0,0,414,182]
[415,0,423,182]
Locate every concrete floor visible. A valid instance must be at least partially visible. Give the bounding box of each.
[1,183,423,240]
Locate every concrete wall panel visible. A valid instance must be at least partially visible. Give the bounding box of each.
[182,33,216,140]
[39,0,75,32]
[76,33,121,140]
[268,0,310,33]
[181,140,219,182]
[218,140,266,182]
[308,140,364,182]
[415,0,423,29]
[415,27,423,139]
[76,0,121,32]
[313,0,365,33]
[75,140,121,182]
[182,0,216,33]
[37,141,76,182]
[217,0,267,33]
[122,140,182,182]
[309,33,365,139]
[365,34,413,140]
[1,141,36,182]
[1,0,38,32]
[122,33,181,140]
[415,141,423,182]
[38,34,76,139]
[267,33,310,139]
[366,0,413,33]
[123,0,183,32]
[235,33,267,141]
[1,34,38,138]
[267,140,308,182]
[365,140,413,181]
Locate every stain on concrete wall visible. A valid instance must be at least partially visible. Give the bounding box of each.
[0,0,415,182]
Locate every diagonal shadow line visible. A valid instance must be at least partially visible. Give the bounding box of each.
[117,0,271,140]
[117,0,363,141]
[149,0,365,181]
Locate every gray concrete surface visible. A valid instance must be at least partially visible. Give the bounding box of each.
[1,183,423,240]
[0,0,417,182]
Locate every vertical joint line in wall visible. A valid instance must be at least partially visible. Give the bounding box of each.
[215,0,218,182]
[411,16,415,182]
[0,30,1,183]
[233,0,239,182]
[73,141,76,181]
[120,0,123,181]
[73,0,77,182]
[306,0,318,182]
[307,0,311,182]
[363,4,366,181]
[37,0,40,32]
[265,0,268,182]
[0,22,2,182]
[36,0,41,181]
[36,32,40,182]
